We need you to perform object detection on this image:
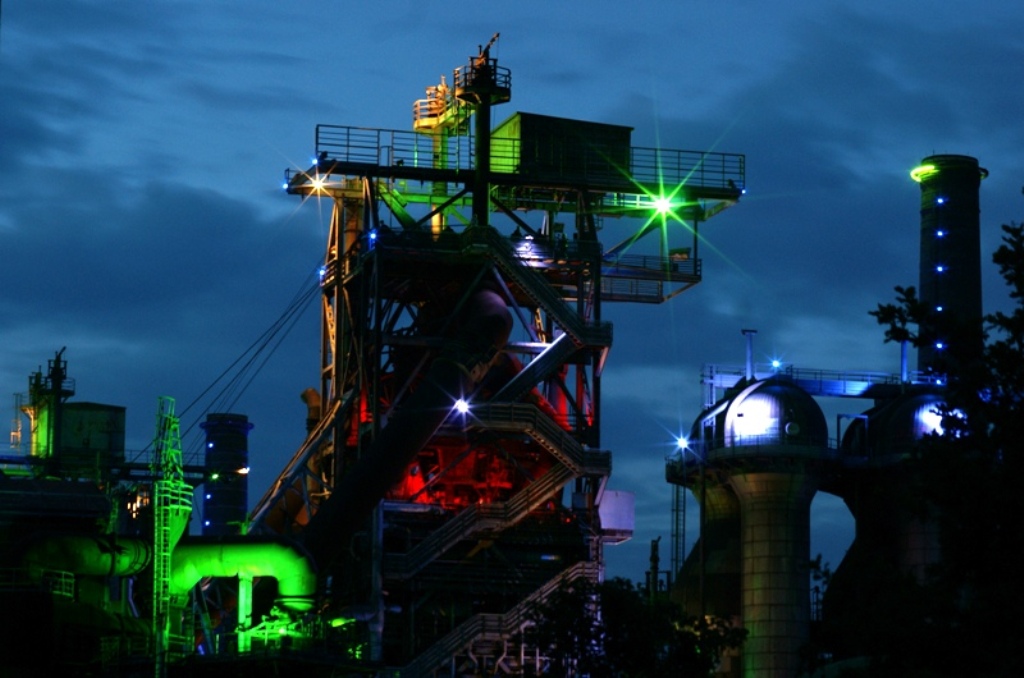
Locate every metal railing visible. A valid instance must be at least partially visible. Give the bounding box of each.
[600,277,664,303]
[466,402,610,475]
[605,251,701,279]
[467,227,612,347]
[666,433,839,472]
[385,463,575,579]
[312,125,745,192]
[0,567,75,598]
[701,363,944,395]
[316,125,474,171]
[398,561,599,677]
[630,146,745,190]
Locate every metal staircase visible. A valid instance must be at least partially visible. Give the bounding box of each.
[463,403,610,475]
[384,461,576,579]
[385,402,609,594]
[397,561,600,677]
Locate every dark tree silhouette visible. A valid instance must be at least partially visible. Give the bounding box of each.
[850,221,1024,676]
[522,576,745,677]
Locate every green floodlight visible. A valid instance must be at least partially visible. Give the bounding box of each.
[910,164,938,183]
[330,616,356,628]
[653,196,674,214]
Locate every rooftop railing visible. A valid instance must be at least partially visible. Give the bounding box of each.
[312,124,745,191]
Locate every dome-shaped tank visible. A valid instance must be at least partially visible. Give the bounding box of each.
[716,378,828,450]
[841,389,945,461]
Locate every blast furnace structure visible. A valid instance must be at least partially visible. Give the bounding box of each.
[252,37,745,674]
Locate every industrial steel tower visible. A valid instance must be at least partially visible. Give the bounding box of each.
[912,154,988,372]
[251,38,745,674]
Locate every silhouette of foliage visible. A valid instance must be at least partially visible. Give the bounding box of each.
[522,576,745,677]
[846,221,1024,676]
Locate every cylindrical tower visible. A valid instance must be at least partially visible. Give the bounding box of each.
[730,471,818,677]
[676,480,741,621]
[672,378,831,678]
[912,154,987,372]
[201,413,253,536]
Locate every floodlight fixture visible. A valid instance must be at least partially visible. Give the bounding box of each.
[654,196,674,214]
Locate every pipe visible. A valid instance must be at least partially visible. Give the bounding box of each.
[23,534,152,577]
[901,339,909,383]
[742,328,757,381]
[302,287,513,569]
[170,536,317,613]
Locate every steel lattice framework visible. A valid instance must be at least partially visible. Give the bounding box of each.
[250,40,744,674]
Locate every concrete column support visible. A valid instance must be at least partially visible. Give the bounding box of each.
[730,470,818,678]
[679,481,741,621]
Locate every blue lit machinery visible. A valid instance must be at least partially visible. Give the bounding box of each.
[253,37,745,674]
[666,155,988,676]
[668,359,962,676]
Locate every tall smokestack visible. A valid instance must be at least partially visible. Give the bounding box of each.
[201,413,253,536]
[912,154,987,373]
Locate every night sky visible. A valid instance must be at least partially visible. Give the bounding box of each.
[3,1,1023,581]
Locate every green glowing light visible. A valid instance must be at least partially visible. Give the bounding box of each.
[209,472,220,481]
[653,196,674,214]
[330,616,356,628]
[910,164,938,183]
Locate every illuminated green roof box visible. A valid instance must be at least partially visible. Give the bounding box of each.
[490,112,633,185]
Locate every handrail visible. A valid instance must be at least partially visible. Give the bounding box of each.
[665,435,840,474]
[604,251,700,280]
[465,402,609,475]
[0,567,75,598]
[630,146,745,190]
[312,124,745,192]
[386,463,575,579]
[398,561,599,677]
[701,363,945,393]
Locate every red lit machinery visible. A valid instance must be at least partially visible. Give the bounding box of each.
[0,38,744,676]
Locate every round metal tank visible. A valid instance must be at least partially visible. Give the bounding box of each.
[841,389,946,461]
[719,378,828,450]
